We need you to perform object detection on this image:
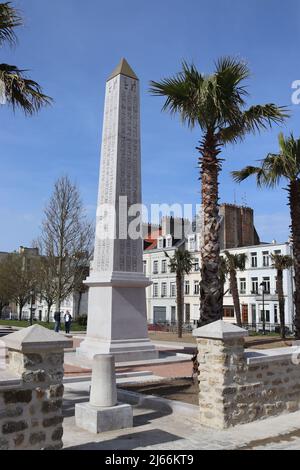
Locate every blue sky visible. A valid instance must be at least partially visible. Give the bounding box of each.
[1,0,300,251]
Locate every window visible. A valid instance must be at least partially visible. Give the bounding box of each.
[166,236,172,248]
[153,283,158,298]
[161,259,167,273]
[188,236,195,251]
[171,283,176,297]
[194,281,200,295]
[171,306,176,324]
[223,306,234,318]
[251,252,257,268]
[185,281,190,295]
[143,260,147,275]
[157,237,164,249]
[153,260,158,274]
[263,251,269,267]
[274,304,278,323]
[251,304,256,325]
[260,306,270,322]
[251,277,258,294]
[239,278,246,294]
[262,277,270,294]
[274,249,281,255]
[161,282,167,297]
[185,304,191,323]
[194,258,200,271]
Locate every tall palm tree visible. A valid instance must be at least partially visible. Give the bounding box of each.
[150,58,287,325]
[271,253,293,339]
[223,251,247,327]
[0,2,51,114]
[232,133,300,337]
[165,249,193,338]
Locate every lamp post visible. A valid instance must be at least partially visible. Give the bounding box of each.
[260,282,266,335]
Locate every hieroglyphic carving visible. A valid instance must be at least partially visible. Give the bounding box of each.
[93,72,143,274]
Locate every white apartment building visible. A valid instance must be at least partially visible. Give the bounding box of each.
[143,237,295,331]
[222,242,294,329]
[15,291,88,322]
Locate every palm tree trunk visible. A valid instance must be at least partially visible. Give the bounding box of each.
[176,274,183,338]
[199,130,222,325]
[230,271,242,327]
[289,181,300,338]
[276,269,285,339]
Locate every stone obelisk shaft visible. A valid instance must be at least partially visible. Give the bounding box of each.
[77,59,157,361]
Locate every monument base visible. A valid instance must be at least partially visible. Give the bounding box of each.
[76,274,158,362]
[77,337,158,362]
[75,402,133,434]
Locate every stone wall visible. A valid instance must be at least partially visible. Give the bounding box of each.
[194,321,300,429]
[0,325,71,450]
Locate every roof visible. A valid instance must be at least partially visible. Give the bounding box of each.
[107,58,138,81]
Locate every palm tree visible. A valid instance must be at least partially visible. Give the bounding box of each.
[223,251,247,327]
[150,58,287,326]
[165,249,193,338]
[271,254,293,339]
[232,133,300,337]
[0,2,51,114]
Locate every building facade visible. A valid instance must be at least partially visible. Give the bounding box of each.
[143,224,295,331]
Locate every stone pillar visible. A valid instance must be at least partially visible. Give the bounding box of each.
[75,354,133,433]
[89,355,117,407]
[0,325,72,450]
[193,320,248,429]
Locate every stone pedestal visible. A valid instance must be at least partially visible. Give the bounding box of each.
[0,325,72,450]
[75,402,133,434]
[193,320,248,429]
[75,354,133,433]
[77,59,157,362]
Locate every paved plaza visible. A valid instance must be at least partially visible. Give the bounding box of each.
[63,376,300,450]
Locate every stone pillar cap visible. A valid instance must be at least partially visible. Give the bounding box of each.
[193,320,248,340]
[2,324,73,353]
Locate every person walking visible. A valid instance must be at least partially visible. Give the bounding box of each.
[64,311,72,334]
[54,311,61,333]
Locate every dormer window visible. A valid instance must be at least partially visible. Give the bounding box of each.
[166,235,173,248]
[157,237,164,249]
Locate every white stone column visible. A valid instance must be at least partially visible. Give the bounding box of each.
[89,355,117,407]
[77,59,157,362]
[75,354,133,434]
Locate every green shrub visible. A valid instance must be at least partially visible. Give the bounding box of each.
[77,315,87,327]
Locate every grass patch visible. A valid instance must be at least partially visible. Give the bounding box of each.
[0,319,86,331]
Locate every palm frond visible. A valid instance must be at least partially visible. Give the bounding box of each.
[0,2,22,46]
[242,104,289,133]
[0,63,52,115]
[271,253,293,270]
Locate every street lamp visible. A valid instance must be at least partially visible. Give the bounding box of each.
[260,282,266,335]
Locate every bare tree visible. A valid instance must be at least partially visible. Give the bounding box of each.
[0,257,14,317]
[40,176,93,314]
[0,252,39,320]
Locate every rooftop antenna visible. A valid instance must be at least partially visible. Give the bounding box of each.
[241,192,247,207]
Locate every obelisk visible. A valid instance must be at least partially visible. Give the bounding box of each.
[77,59,157,361]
